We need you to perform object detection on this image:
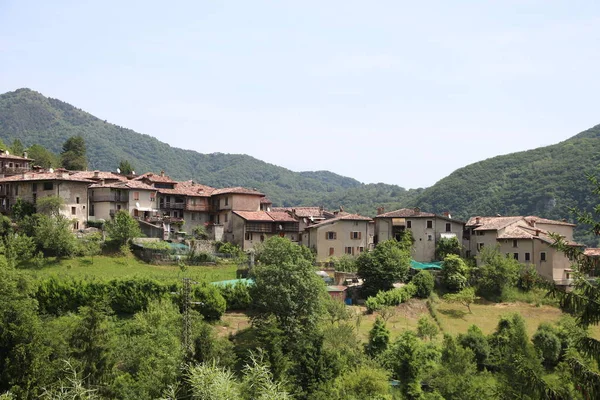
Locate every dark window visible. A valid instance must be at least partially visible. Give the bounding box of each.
[466,250,471,258]
[513,239,518,248]
[350,231,361,239]
[225,213,228,222]
[71,206,76,215]
[525,252,530,261]
[225,197,229,206]
[540,252,546,261]
[43,182,53,191]
[326,231,337,240]
[428,234,433,241]
[76,197,80,204]
[89,204,95,216]
[427,220,433,229]
[407,220,412,228]
[32,183,37,192]
[345,247,352,254]
[329,247,334,256]
[513,253,519,260]
[445,223,451,232]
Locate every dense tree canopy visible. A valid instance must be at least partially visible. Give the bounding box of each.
[357,238,412,295]
[60,135,87,170]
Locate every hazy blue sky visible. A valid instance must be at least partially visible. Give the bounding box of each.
[1,1,599,188]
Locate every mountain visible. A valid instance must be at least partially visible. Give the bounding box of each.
[0,88,420,212]
[414,124,600,245]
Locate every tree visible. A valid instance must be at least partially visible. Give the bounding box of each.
[458,325,490,370]
[440,254,468,292]
[366,316,390,357]
[36,195,64,217]
[435,236,461,260]
[443,287,479,314]
[357,239,411,295]
[532,323,561,369]
[249,237,326,337]
[26,144,58,168]
[411,270,434,298]
[60,136,87,170]
[105,210,141,244]
[31,214,78,257]
[416,316,439,341]
[11,198,35,221]
[327,365,392,400]
[118,160,134,175]
[9,139,24,156]
[473,246,520,301]
[255,236,314,265]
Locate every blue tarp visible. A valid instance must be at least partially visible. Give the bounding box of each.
[410,260,443,270]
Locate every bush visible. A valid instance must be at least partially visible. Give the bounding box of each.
[411,271,434,298]
[435,236,461,260]
[192,284,227,320]
[473,247,520,301]
[365,283,417,313]
[532,324,561,368]
[219,282,252,311]
[518,264,539,292]
[440,255,468,292]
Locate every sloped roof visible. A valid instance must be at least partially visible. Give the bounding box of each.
[260,197,272,204]
[212,187,264,196]
[375,208,436,218]
[157,181,215,197]
[524,216,576,227]
[233,211,276,222]
[70,171,128,182]
[0,152,32,161]
[89,180,156,190]
[271,206,327,219]
[584,248,600,257]
[305,213,373,229]
[466,216,523,230]
[133,172,176,183]
[0,171,94,183]
[266,211,298,222]
[497,224,581,246]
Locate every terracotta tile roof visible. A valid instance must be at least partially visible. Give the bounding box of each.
[0,171,95,183]
[305,213,373,229]
[70,171,128,182]
[133,172,176,183]
[212,187,264,196]
[157,181,215,197]
[0,152,32,161]
[270,207,327,219]
[466,216,523,230]
[260,197,272,204]
[524,216,576,227]
[233,211,276,222]
[89,180,156,190]
[497,225,581,246]
[266,211,298,222]
[375,208,436,218]
[584,248,600,257]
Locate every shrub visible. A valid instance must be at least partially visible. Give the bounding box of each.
[411,271,434,298]
[192,284,227,320]
[532,324,561,368]
[435,236,461,260]
[365,283,417,313]
[440,255,468,292]
[219,282,252,311]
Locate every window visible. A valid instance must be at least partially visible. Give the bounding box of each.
[43,182,53,191]
[512,239,518,248]
[359,247,364,253]
[525,252,531,262]
[476,231,485,236]
[445,223,451,232]
[150,193,155,202]
[14,185,18,196]
[32,183,37,192]
[350,231,361,239]
[89,204,95,216]
[513,253,519,260]
[466,250,471,258]
[540,252,546,261]
[407,220,412,228]
[133,192,140,201]
[245,232,253,241]
[73,221,79,230]
[428,234,433,241]
[191,213,196,221]
[76,197,80,204]
[71,206,76,215]
[477,243,484,251]
[345,247,353,255]
[225,197,229,206]
[224,213,228,222]
[329,247,334,256]
[326,231,337,240]
[427,220,433,229]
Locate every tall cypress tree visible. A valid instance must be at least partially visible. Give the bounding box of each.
[60,135,87,170]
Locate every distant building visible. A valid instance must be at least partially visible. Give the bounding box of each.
[231,210,300,250]
[305,213,374,261]
[374,207,465,262]
[0,150,33,176]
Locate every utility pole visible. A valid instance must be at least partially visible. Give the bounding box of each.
[182,277,192,357]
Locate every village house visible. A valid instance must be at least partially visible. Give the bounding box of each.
[88,180,159,222]
[0,170,93,229]
[231,210,300,250]
[465,216,579,285]
[0,150,33,176]
[271,206,328,246]
[210,187,265,243]
[374,207,465,262]
[305,213,374,261]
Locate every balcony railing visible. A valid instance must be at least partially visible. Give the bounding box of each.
[185,203,214,212]
[160,202,185,210]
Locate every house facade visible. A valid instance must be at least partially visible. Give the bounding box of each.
[0,151,33,176]
[88,180,159,222]
[0,170,93,229]
[305,213,374,261]
[465,216,579,284]
[374,208,465,262]
[231,210,300,250]
[210,187,265,243]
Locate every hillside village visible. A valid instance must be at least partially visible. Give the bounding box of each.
[0,149,588,288]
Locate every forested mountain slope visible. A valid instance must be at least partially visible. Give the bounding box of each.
[0,88,419,211]
[415,124,600,244]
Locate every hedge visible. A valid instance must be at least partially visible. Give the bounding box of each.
[365,283,417,313]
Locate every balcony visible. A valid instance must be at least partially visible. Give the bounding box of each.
[160,202,185,210]
[185,203,214,212]
[90,194,128,202]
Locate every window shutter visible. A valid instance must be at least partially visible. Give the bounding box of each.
[358,232,362,239]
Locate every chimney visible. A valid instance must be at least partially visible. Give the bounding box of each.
[100,179,105,186]
[377,207,385,215]
[23,151,28,159]
[475,217,481,224]
[94,170,100,178]
[443,211,451,219]
[535,229,540,236]
[160,170,165,177]
[413,207,420,213]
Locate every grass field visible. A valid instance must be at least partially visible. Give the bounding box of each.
[21,256,238,283]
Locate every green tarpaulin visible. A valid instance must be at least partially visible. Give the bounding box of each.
[410,260,443,270]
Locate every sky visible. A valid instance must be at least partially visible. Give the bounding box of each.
[1,0,600,188]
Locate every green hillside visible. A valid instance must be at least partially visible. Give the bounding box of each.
[0,88,419,212]
[414,125,600,244]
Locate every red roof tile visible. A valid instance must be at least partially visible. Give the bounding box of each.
[584,248,600,257]
[0,172,95,183]
[306,213,373,229]
[89,180,156,190]
[157,181,215,197]
[133,172,176,183]
[375,208,436,218]
[524,216,576,227]
[466,216,523,230]
[0,152,32,161]
[70,171,128,182]
[233,211,275,222]
[266,211,298,222]
[212,187,264,196]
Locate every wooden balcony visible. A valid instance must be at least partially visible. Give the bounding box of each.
[185,203,214,212]
[90,194,128,202]
[160,202,185,210]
